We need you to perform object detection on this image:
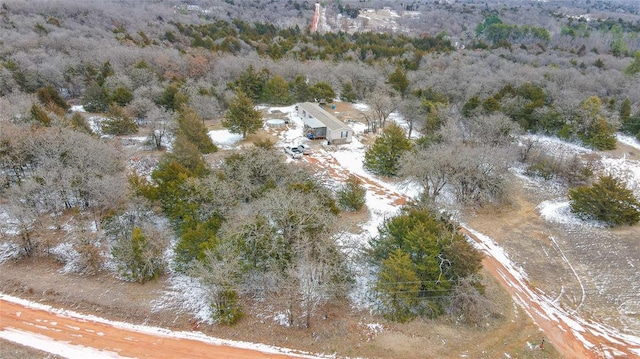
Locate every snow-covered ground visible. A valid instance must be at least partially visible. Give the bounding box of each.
[208,129,243,149]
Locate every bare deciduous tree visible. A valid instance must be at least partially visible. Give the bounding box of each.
[449,276,496,326]
[365,84,398,132]
[146,105,175,150]
[398,95,427,139]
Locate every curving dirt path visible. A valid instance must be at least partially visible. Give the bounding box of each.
[0,296,315,359]
[303,148,640,359]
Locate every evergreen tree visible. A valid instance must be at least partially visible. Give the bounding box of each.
[112,227,165,283]
[340,82,357,103]
[102,105,138,135]
[375,249,420,322]
[620,98,631,124]
[620,99,640,136]
[582,118,617,150]
[624,51,640,76]
[261,75,290,105]
[364,123,412,177]
[387,66,409,98]
[569,176,640,226]
[167,134,209,177]
[158,82,188,111]
[110,86,134,106]
[337,175,366,211]
[290,75,313,102]
[222,91,263,138]
[370,206,484,321]
[482,96,501,113]
[82,81,109,113]
[309,82,336,102]
[96,60,114,86]
[578,96,616,150]
[462,95,480,117]
[230,65,270,101]
[174,221,218,271]
[176,107,217,153]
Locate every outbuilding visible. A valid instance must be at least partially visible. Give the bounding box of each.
[297,102,354,144]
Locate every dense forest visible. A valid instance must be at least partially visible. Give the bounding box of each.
[1,0,640,354]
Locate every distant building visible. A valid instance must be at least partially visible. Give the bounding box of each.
[297,102,353,144]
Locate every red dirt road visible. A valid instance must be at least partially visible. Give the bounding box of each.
[459,228,595,359]
[0,297,313,359]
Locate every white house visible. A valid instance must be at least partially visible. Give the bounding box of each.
[297,102,354,144]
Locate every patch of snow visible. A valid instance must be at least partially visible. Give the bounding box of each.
[387,111,420,139]
[208,129,243,150]
[537,200,587,227]
[0,328,130,359]
[350,121,367,135]
[599,156,640,196]
[49,242,82,274]
[273,312,291,327]
[0,241,21,263]
[522,134,593,157]
[617,134,640,151]
[508,165,566,196]
[366,322,383,334]
[70,105,86,113]
[0,210,20,236]
[86,116,104,136]
[352,103,370,111]
[151,272,213,324]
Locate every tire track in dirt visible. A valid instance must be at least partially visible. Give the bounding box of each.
[303,154,407,207]
[303,149,640,359]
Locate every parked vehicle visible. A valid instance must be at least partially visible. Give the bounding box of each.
[284,146,303,159]
[297,144,312,155]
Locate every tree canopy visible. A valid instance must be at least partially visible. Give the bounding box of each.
[370,205,483,321]
[222,91,263,138]
[364,123,412,177]
[569,176,640,226]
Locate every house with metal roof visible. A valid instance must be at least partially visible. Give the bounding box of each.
[297,102,354,144]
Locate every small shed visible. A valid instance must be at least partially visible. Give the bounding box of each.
[297,102,354,144]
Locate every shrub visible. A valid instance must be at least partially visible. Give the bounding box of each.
[525,152,593,186]
[30,104,52,126]
[112,227,166,282]
[337,175,366,211]
[69,112,94,134]
[37,85,69,114]
[449,276,494,326]
[211,289,244,325]
[102,105,138,135]
[73,234,104,275]
[569,176,640,226]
